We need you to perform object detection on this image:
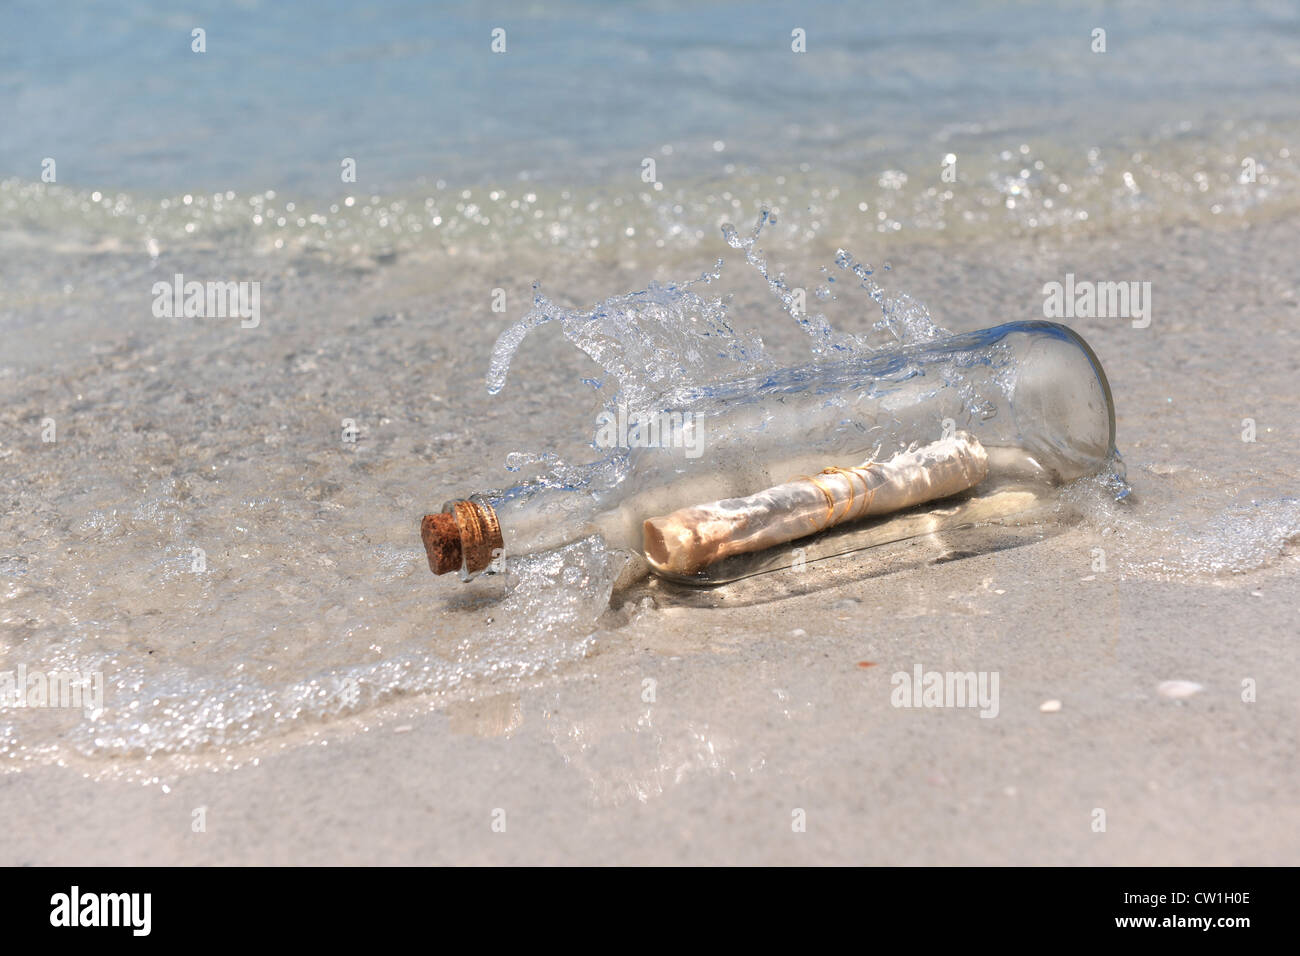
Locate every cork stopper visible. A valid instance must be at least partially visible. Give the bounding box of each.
[421,513,463,574]
[421,500,503,576]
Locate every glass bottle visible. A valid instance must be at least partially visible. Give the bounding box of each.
[422,319,1118,585]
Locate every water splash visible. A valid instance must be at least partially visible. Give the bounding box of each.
[486,265,766,415]
[721,208,945,354]
[488,209,944,419]
[0,536,625,772]
[1063,468,1300,578]
[720,208,858,353]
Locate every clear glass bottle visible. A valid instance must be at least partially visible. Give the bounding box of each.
[422,320,1118,585]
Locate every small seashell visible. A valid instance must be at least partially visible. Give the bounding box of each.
[1157,680,1204,699]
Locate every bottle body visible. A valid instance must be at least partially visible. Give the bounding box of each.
[433,320,1117,583]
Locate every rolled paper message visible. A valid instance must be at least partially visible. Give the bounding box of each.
[642,432,989,575]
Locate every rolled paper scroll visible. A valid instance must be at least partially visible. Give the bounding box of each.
[642,432,989,576]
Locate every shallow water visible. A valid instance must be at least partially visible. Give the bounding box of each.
[2,1,1298,780]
